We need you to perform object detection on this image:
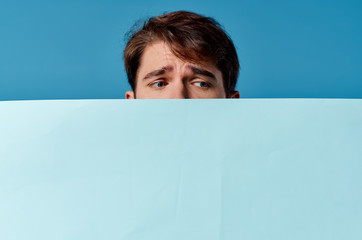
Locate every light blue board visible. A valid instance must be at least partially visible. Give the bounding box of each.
[0,99,361,240]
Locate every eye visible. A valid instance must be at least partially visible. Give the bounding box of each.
[193,81,210,88]
[150,80,167,88]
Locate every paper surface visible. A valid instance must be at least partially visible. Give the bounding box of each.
[0,99,361,240]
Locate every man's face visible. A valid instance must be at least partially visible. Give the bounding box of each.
[126,41,239,99]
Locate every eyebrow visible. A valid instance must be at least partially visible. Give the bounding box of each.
[143,66,173,81]
[142,65,217,81]
[189,66,216,81]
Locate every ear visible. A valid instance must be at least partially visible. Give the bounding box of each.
[125,91,135,99]
[230,91,240,98]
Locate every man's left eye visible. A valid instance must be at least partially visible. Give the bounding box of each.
[193,82,210,88]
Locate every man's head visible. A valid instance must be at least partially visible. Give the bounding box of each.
[124,11,240,99]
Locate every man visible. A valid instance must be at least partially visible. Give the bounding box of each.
[124,11,240,99]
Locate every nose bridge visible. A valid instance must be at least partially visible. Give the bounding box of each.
[167,74,189,99]
[170,81,189,99]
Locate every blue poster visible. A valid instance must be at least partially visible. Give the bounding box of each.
[0,99,361,239]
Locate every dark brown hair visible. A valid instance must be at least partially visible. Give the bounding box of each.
[124,11,239,97]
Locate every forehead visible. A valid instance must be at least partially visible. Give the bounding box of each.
[140,41,174,69]
[137,41,220,78]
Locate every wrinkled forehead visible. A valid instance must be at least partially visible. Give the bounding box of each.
[163,39,216,66]
[137,41,220,78]
[138,40,218,74]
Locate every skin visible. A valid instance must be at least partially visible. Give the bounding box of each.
[125,41,240,99]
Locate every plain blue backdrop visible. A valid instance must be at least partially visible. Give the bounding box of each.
[0,0,361,100]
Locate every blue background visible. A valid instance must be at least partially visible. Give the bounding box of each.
[0,0,361,100]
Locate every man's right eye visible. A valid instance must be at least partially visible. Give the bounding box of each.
[150,81,167,88]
